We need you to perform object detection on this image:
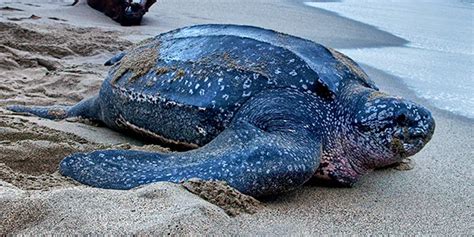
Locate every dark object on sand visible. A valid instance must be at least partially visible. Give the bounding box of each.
[48,17,68,22]
[86,0,156,26]
[8,25,435,197]
[0,6,24,11]
[7,14,41,21]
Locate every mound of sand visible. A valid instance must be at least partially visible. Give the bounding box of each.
[0,115,97,190]
[0,21,131,67]
[0,22,131,107]
[0,183,234,235]
[0,21,134,192]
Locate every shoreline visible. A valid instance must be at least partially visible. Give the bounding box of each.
[291,0,408,48]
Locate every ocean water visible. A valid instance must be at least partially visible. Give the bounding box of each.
[305,0,474,118]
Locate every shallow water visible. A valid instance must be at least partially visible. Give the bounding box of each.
[305,0,474,118]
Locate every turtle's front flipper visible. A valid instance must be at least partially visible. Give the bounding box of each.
[60,90,322,197]
[104,52,126,66]
[7,95,100,120]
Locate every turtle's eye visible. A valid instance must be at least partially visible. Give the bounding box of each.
[394,114,407,125]
[357,123,372,133]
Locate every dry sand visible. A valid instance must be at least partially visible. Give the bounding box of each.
[1,182,234,235]
[0,0,472,235]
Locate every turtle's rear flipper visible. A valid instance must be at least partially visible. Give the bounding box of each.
[6,95,100,121]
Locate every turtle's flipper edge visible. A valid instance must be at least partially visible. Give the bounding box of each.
[7,95,100,121]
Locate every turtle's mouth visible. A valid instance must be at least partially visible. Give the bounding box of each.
[391,121,435,157]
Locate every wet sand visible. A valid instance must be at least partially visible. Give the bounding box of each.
[0,0,472,235]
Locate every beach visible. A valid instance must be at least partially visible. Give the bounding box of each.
[1,0,473,235]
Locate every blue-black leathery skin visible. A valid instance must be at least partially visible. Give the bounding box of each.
[7,24,435,196]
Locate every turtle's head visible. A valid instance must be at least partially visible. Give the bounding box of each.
[351,90,435,162]
[315,87,435,186]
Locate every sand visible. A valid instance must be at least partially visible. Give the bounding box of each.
[1,182,234,235]
[0,0,472,235]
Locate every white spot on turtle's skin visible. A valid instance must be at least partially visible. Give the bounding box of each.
[195,84,200,89]
[377,110,390,120]
[365,106,377,114]
[289,70,297,76]
[415,114,421,121]
[196,126,207,136]
[188,89,194,94]
[199,89,205,96]
[243,78,252,89]
[222,94,229,100]
[274,68,282,74]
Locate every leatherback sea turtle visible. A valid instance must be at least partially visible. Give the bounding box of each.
[8,24,435,197]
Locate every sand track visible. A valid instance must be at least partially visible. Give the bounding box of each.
[0,22,131,59]
[0,22,135,191]
[0,115,96,190]
[0,22,131,106]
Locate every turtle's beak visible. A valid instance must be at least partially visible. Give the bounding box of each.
[391,102,435,157]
